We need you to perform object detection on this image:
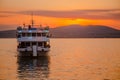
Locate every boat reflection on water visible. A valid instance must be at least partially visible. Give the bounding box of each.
[17,54,50,80]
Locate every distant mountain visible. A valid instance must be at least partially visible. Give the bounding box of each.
[50,25,120,38]
[0,30,16,38]
[0,25,120,38]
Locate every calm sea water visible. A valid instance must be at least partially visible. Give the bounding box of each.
[0,38,120,80]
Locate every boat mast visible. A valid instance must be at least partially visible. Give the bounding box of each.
[31,13,34,27]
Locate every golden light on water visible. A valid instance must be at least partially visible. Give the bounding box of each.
[0,39,120,80]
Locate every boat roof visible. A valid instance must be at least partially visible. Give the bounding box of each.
[17,30,49,33]
[17,26,49,33]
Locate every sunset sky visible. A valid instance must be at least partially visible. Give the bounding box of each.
[0,0,120,30]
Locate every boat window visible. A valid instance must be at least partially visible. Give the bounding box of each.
[27,33,31,37]
[42,33,46,37]
[32,33,36,37]
[17,34,21,38]
[38,42,42,46]
[37,33,41,36]
[44,42,47,46]
[32,42,36,45]
[46,33,50,37]
[26,42,30,46]
[22,33,26,37]
[20,42,26,48]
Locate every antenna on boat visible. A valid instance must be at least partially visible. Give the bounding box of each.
[23,23,25,28]
[31,12,34,27]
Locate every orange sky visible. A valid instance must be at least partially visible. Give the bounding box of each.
[0,0,120,30]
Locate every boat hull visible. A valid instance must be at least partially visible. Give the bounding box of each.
[17,50,49,57]
[17,47,50,57]
[17,47,50,52]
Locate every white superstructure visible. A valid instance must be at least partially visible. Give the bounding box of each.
[16,25,51,56]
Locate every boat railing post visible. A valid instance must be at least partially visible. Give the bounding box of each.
[33,45,37,57]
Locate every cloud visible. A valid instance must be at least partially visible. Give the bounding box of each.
[0,9,120,20]
[0,15,8,17]
[0,11,16,17]
[0,14,13,17]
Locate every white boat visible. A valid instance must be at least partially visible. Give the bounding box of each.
[16,18,51,56]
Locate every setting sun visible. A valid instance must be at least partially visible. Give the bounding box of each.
[0,0,120,30]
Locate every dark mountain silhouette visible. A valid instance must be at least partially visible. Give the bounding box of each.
[0,25,120,38]
[0,30,16,38]
[50,25,120,38]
